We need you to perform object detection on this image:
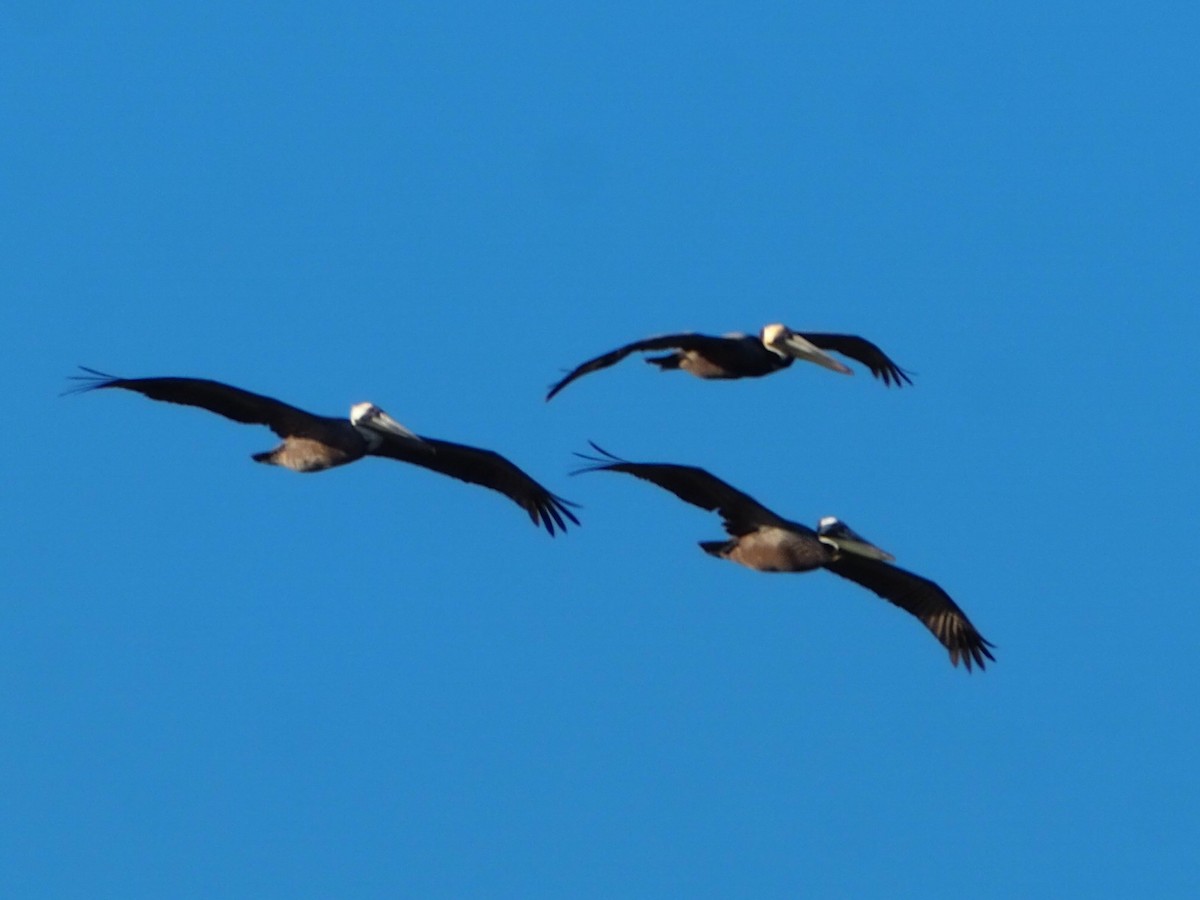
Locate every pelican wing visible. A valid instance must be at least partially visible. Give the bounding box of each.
[546,333,732,400]
[371,435,580,536]
[575,445,785,536]
[69,368,320,437]
[796,334,913,386]
[823,555,995,670]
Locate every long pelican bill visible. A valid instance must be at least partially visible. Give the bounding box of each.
[370,409,423,441]
[350,403,433,452]
[817,517,895,562]
[778,332,853,374]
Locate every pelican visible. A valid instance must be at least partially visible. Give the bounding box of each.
[69,368,579,535]
[546,323,912,400]
[575,445,993,670]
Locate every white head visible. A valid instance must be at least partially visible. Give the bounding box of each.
[350,402,381,426]
[759,323,792,350]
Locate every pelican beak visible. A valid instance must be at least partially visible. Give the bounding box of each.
[833,538,895,563]
[817,518,895,562]
[369,411,434,452]
[778,333,852,374]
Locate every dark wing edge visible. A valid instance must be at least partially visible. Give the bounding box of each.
[545,333,709,400]
[66,367,318,436]
[823,555,995,671]
[372,435,580,536]
[572,442,785,535]
[61,366,123,396]
[798,334,914,387]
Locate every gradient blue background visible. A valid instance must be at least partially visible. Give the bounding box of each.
[3,3,1197,896]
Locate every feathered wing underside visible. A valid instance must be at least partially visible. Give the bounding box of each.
[797,334,913,386]
[546,333,735,400]
[68,368,321,437]
[822,555,995,670]
[370,434,579,536]
[574,444,786,536]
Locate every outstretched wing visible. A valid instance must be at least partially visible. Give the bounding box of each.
[796,334,913,386]
[574,443,785,536]
[68,367,321,437]
[823,555,995,670]
[546,333,731,400]
[371,434,580,536]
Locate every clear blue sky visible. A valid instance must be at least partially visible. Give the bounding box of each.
[3,3,1197,896]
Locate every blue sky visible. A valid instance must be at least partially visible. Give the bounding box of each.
[3,2,1198,896]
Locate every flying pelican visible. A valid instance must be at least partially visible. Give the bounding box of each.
[575,445,993,670]
[69,368,579,535]
[546,323,912,400]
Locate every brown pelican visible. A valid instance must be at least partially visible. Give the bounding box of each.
[546,323,912,400]
[69,368,579,535]
[575,445,993,670]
